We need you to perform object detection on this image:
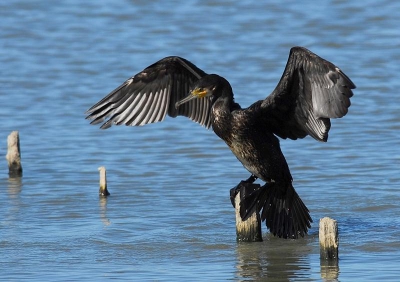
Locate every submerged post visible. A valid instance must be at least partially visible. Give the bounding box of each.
[98,166,110,196]
[6,131,22,177]
[232,182,262,242]
[319,217,339,259]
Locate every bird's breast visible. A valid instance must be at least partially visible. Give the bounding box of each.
[212,110,291,183]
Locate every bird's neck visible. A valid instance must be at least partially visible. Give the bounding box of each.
[211,95,239,142]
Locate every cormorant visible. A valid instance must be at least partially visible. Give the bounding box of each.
[86,47,355,239]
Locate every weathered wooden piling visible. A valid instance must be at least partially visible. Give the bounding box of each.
[234,192,262,242]
[319,217,339,279]
[98,166,110,196]
[6,131,22,177]
[319,217,339,259]
[232,182,262,242]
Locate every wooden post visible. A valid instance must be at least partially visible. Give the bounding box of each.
[319,217,339,259]
[232,182,262,242]
[319,217,339,279]
[98,166,110,196]
[6,131,22,177]
[234,191,262,242]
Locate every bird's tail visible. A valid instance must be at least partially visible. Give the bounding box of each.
[239,181,312,239]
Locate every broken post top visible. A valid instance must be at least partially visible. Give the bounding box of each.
[319,217,339,260]
[98,166,110,196]
[6,131,22,177]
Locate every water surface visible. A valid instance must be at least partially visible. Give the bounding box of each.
[1,0,399,281]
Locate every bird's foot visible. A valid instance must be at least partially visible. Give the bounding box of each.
[244,174,258,184]
[230,186,239,207]
[229,175,260,208]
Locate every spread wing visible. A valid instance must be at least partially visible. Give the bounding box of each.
[260,46,356,142]
[86,56,212,129]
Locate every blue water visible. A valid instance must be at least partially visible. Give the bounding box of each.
[1,0,399,281]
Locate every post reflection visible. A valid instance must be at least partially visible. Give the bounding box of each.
[7,176,22,198]
[99,197,111,226]
[234,235,314,281]
[320,259,339,281]
[5,176,23,223]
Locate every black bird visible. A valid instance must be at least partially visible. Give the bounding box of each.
[86,47,355,239]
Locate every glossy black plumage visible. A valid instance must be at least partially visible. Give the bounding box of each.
[86,47,355,239]
[87,56,212,129]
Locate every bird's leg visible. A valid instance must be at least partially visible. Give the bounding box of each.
[244,174,258,184]
[230,174,259,207]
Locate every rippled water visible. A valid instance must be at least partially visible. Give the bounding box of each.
[1,0,399,281]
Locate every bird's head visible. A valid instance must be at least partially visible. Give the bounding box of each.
[175,74,230,109]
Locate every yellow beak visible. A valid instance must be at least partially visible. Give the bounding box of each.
[191,88,208,98]
[175,88,208,109]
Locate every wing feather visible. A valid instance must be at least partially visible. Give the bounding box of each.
[260,46,355,142]
[86,56,212,129]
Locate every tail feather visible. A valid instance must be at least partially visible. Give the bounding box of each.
[240,182,312,239]
[238,182,263,220]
